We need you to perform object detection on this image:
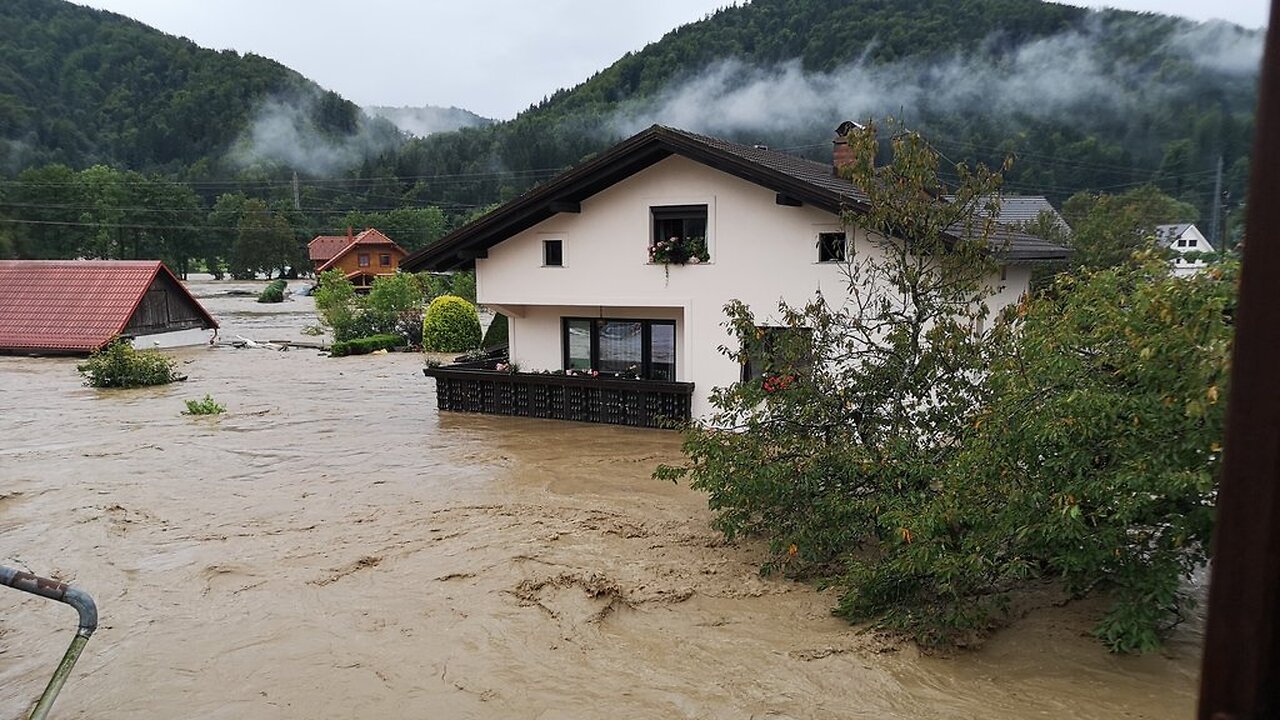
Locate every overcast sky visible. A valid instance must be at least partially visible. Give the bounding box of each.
[75,0,1270,120]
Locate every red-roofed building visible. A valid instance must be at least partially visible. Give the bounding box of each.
[0,260,218,354]
[307,233,352,267]
[311,228,407,291]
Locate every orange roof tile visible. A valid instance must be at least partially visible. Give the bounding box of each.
[0,260,218,353]
[315,229,408,273]
[308,234,352,263]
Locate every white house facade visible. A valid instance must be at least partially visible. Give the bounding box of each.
[1155,223,1215,276]
[404,125,1069,426]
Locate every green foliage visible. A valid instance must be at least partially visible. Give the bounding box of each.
[257,278,287,303]
[482,313,509,349]
[421,295,481,352]
[838,252,1236,652]
[329,334,403,357]
[365,273,426,343]
[313,269,361,341]
[313,270,425,343]
[1062,185,1198,272]
[183,394,226,415]
[657,121,1005,577]
[77,337,180,388]
[449,272,477,304]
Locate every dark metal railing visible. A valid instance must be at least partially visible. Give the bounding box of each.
[423,365,694,428]
[1,566,97,720]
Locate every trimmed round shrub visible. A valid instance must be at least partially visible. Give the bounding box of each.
[421,295,482,352]
[257,278,287,303]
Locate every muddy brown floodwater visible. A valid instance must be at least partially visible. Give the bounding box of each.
[1,278,1201,719]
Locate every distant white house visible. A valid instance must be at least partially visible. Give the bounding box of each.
[404,124,1070,425]
[1154,223,1214,276]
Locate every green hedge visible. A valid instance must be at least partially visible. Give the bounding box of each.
[482,313,508,349]
[329,334,403,357]
[422,295,481,352]
[257,278,287,303]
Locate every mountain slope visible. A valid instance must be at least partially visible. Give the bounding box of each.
[0,0,378,174]
[380,0,1259,227]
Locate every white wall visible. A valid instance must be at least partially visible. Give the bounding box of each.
[477,155,1031,418]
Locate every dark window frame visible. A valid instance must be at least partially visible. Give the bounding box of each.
[561,317,677,381]
[357,253,371,268]
[543,238,564,267]
[379,253,392,267]
[651,204,709,261]
[817,231,847,263]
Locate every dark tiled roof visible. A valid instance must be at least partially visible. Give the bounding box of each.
[0,260,217,353]
[402,124,1069,272]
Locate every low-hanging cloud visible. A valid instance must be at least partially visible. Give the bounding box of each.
[611,14,1262,139]
[229,94,402,176]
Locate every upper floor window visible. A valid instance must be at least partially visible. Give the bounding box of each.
[651,205,709,264]
[543,238,563,267]
[379,253,392,267]
[358,253,371,267]
[817,231,847,263]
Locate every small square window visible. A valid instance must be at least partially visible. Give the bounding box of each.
[358,253,370,267]
[817,232,847,263]
[379,253,392,267]
[543,239,563,266]
[742,326,813,383]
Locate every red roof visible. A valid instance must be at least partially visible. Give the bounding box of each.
[0,260,218,353]
[308,234,351,263]
[315,229,407,273]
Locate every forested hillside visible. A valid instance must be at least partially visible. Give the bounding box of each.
[381,0,1260,237]
[0,0,1263,268]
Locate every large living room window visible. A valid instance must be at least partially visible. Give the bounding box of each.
[651,205,709,264]
[562,318,676,381]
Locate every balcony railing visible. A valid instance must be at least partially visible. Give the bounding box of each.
[423,364,694,428]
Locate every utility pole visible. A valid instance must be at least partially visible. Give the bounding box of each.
[292,170,301,212]
[1210,154,1224,247]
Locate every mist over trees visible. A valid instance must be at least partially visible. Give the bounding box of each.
[0,0,1262,268]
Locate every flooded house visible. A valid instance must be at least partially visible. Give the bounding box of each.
[403,123,1069,427]
[0,260,218,355]
[308,228,407,291]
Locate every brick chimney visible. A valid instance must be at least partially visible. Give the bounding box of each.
[832,120,865,176]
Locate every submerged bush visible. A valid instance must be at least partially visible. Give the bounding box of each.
[422,295,481,352]
[183,394,226,415]
[257,278,287,303]
[77,338,180,388]
[329,334,403,357]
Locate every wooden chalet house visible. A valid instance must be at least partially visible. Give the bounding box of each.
[307,228,407,291]
[402,124,1069,428]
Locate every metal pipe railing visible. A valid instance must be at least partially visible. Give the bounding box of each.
[1,566,98,720]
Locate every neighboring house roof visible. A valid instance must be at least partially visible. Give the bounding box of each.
[947,194,1071,231]
[315,229,408,273]
[0,260,218,354]
[1154,223,1213,250]
[308,234,352,263]
[402,124,1070,272]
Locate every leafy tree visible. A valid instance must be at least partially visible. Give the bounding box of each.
[365,272,426,343]
[421,295,481,352]
[656,122,1007,592]
[230,198,294,278]
[1061,184,1197,271]
[839,251,1236,652]
[313,268,360,340]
